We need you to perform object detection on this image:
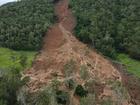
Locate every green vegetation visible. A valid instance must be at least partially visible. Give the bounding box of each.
[70,0,140,59]
[56,90,69,104]
[64,78,76,89]
[84,79,97,94]
[80,65,89,80]
[0,47,36,69]
[112,81,128,104]
[80,94,96,105]
[0,1,55,104]
[27,79,69,105]
[0,47,35,105]
[33,86,57,105]
[117,54,140,78]
[106,80,128,105]
[64,59,76,77]
[100,98,113,105]
[0,68,28,105]
[0,0,139,104]
[0,0,54,50]
[74,85,88,97]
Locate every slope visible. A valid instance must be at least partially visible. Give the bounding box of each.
[0,0,54,50]
[25,0,134,104]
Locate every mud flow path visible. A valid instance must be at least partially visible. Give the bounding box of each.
[25,0,136,104]
[43,0,76,52]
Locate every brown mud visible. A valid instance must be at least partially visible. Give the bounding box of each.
[24,0,139,104]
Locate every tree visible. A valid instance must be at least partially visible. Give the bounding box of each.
[70,0,140,59]
[0,0,54,51]
[74,85,88,97]
[0,68,26,105]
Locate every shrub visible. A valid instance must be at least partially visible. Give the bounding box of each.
[84,79,96,93]
[53,0,60,4]
[0,68,26,105]
[33,86,58,105]
[80,94,96,105]
[74,85,88,97]
[80,65,89,80]
[35,90,50,105]
[56,90,69,105]
[111,81,128,104]
[51,78,61,90]
[17,87,28,105]
[64,79,76,89]
[100,98,113,105]
[19,54,27,69]
[0,100,7,105]
[129,44,140,60]
[29,86,70,105]
[64,59,76,77]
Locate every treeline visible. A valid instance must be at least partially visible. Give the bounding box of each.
[70,0,140,59]
[0,0,54,50]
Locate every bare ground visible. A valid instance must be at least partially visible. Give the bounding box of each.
[24,0,137,104]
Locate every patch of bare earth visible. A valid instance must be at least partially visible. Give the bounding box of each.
[24,0,136,104]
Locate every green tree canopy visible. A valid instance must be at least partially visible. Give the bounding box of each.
[0,0,54,50]
[70,0,140,59]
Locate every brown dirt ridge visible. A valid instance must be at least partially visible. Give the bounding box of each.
[25,0,138,104]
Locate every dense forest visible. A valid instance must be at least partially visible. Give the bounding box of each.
[70,0,140,59]
[0,0,54,50]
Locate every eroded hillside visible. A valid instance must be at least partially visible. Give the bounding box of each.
[24,0,136,104]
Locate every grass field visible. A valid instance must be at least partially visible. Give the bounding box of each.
[117,54,140,78]
[0,47,37,69]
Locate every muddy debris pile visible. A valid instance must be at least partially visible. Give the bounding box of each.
[25,0,136,104]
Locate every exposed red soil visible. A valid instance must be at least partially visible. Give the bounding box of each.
[24,0,137,104]
[43,24,64,51]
